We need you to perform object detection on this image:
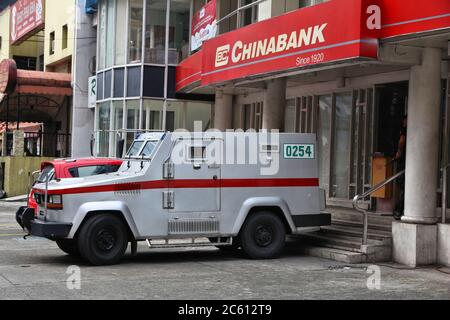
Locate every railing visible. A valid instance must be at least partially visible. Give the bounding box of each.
[352,169,405,246]
[22,132,71,158]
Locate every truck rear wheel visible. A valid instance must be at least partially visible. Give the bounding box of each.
[77,214,128,266]
[56,239,79,256]
[240,211,286,259]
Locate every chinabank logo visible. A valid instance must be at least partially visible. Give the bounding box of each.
[213,23,327,68]
[215,45,230,67]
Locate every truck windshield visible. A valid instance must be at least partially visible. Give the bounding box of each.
[141,141,157,157]
[127,141,144,157]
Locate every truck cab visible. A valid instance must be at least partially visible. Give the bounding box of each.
[24,131,330,265]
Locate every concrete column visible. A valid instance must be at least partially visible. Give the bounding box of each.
[402,48,442,225]
[1,133,7,157]
[263,78,286,130]
[12,130,24,157]
[393,48,442,267]
[214,90,233,131]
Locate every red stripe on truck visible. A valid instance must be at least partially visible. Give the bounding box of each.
[33,178,319,195]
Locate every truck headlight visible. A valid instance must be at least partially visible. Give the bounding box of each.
[46,194,63,210]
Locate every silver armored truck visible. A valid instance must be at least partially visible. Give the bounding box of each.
[18,131,330,265]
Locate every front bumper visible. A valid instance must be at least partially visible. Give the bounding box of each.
[30,219,72,239]
[16,206,72,239]
[15,206,35,232]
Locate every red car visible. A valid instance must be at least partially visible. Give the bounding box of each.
[16,158,123,231]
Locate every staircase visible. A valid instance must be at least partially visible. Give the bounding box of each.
[292,206,394,264]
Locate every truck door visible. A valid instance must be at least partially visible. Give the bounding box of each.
[166,138,222,213]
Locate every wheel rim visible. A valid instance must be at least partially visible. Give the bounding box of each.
[95,228,117,252]
[254,225,273,247]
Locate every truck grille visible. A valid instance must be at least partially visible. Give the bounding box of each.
[168,219,220,235]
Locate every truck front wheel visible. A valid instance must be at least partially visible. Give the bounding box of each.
[78,214,128,266]
[240,212,286,259]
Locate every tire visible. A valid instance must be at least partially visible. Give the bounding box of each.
[77,214,129,266]
[56,239,80,256]
[208,237,241,252]
[240,211,286,259]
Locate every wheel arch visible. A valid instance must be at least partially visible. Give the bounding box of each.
[232,197,296,235]
[69,202,138,240]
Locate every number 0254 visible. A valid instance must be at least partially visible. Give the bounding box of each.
[283,144,315,159]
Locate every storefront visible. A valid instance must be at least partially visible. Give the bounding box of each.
[176,0,450,266]
[177,0,449,203]
[94,0,214,157]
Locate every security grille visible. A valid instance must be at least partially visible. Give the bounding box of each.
[168,219,220,235]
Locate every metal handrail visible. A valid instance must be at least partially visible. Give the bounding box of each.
[441,163,450,224]
[352,169,405,246]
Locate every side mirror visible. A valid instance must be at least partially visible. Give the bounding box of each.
[116,139,125,159]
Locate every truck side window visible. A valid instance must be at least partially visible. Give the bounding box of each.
[189,146,207,161]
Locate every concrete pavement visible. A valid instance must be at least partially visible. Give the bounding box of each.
[0,202,449,300]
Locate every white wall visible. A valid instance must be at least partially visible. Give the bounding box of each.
[71,0,97,157]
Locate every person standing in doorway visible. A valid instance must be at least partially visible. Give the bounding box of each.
[394,115,407,220]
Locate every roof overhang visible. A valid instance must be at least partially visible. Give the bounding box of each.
[0,59,72,96]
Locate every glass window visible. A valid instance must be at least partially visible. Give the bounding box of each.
[104,70,112,99]
[127,141,144,157]
[185,101,212,131]
[285,99,296,133]
[113,101,124,130]
[126,100,141,148]
[97,102,111,156]
[318,95,331,194]
[69,165,109,178]
[112,101,124,156]
[332,93,352,199]
[97,72,104,100]
[62,25,68,49]
[141,141,158,157]
[115,0,127,65]
[143,99,164,130]
[145,0,167,64]
[127,66,141,97]
[36,165,55,182]
[105,0,115,67]
[299,0,311,8]
[113,68,125,97]
[128,0,144,63]
[241,0,259,27]
[168,2,190,63]
[98,0,107,70]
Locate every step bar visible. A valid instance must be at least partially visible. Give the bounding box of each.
[145,237,233,249]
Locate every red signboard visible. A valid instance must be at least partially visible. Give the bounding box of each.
[379,0,450,39]
[201,0,379,86]
[176,50,203,92]
[191,0,217,52]
[176,0,450,92]
[10,0,45,44]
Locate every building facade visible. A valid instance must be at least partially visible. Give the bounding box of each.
[93,0,214,158]
[176,0,450,266]
[0,0,76,196]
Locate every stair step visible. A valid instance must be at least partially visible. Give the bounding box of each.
[328,208,395,226]
[294,244,366,264]
[332,218,392,232]
[293,232,384,253]
[321,225,392,242]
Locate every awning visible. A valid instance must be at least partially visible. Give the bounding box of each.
[0,59,72,96]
